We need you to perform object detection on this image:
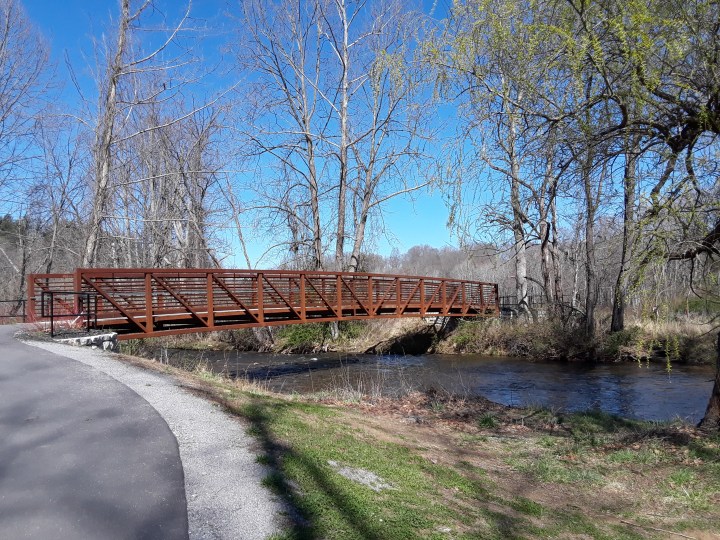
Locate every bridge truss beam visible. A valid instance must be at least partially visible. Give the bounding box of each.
[27,268,499,340]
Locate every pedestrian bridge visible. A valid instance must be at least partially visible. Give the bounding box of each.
[27,268,499,340]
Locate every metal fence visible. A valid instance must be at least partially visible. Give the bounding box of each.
[39,291,97,338]
[498,294,572,318]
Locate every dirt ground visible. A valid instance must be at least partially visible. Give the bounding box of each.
[326,393,720,539]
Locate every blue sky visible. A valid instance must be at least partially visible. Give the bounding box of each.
[22,0,460,266]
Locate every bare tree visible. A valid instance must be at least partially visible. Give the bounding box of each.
[235,0,430,271]
[0,0,49,198]
[236,0,326,269]
[0,0,54,304]
[82,0,208,267]
[117,97,225,268]
[438,0,559,319]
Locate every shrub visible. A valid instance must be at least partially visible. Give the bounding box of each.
[217,329,263,351]
[601,327,642,360]
[449,318,585,360]
[337,320,365,340]
[276,323,329,353]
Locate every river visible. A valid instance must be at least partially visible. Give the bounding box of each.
[149,347,715,423]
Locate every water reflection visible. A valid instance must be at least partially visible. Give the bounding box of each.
[152,347,714,423]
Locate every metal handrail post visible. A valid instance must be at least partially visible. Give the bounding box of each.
[49,292,55,338]
[85,293,91,334]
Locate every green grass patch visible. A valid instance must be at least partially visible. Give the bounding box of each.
[601,327,642,359]
[565,409,643,435]
[451,320,482,350]
[477,413,499,429]
[507,454,604,485]
[229,391,686,538]
[688,433,720,461]
[662,468,714,512]
[509,496,545,517]
[337,321,365,340]
[261,471,287,494]
[232,394,567,538]
[606,446,664,465]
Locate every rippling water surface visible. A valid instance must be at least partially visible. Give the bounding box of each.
[153,347,715,423]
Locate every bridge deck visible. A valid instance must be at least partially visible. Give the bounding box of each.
[27,268,499,340]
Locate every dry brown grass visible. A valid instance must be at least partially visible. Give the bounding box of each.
[333,318,429,353]
[603,317,717,364]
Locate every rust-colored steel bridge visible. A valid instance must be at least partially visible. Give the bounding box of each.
[27,268,499,340]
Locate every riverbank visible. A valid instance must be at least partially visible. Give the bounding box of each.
[99,348,720,539]
[440,318,718,364]
[124,316,719,365]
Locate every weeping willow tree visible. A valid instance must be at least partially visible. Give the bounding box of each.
[436,0,720,428]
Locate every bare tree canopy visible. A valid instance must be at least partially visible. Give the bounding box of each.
[233,0,433,271]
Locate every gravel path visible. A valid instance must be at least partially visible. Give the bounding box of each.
[24,337,285,540]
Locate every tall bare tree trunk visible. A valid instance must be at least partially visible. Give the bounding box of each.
[348,168,373,273]
[334,0,350,271]
[582,150,599,341]
[508,105,530,319]
[550,194,563,310]
[539,199,551,302]
[307,138,323,270]
[611,134,640,332]
[83,0,130,267]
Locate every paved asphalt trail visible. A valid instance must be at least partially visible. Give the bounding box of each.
[0,325,188,539]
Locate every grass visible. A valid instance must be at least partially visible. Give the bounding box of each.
[661,468,716,512]
[236,398,479,538]
[478,413,499,428]
[606,447,664,465]
[598,318,717,364]
[508,497,545,517]
[507,454,606,485]
[110,350,720,539]
[231,394,719,538]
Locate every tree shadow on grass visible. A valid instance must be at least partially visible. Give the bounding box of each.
[240,398,388,540]
[240,397,546,539]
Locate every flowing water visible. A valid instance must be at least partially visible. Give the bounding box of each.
[150,347,715,423]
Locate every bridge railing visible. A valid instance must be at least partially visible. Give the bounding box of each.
[28,268,499,339]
